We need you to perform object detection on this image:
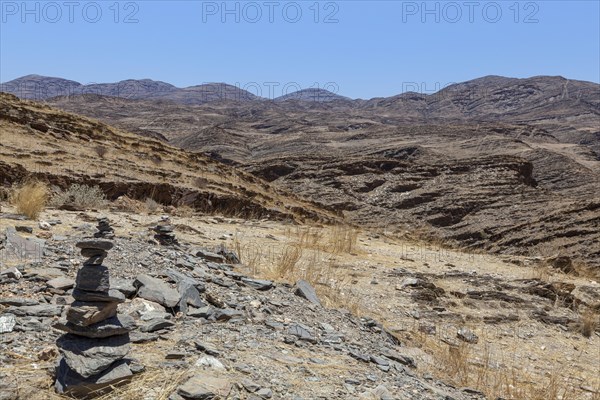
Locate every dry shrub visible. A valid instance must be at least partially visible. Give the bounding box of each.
[10,180,49,219]
[193,176,209,189]
[94,145,108,158]
[173,205,194,218]
[150,155,163,165]
[575,310,599,338]
[112,196,145,213]
[50,184,107,209]
[273,245,303,278]
[144,198,161,214]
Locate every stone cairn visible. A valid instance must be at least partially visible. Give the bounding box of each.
[153,216,178,246]
[54,236,134,398]
[94,217,114,239]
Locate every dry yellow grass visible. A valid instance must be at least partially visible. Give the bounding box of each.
[10,180,49,220]
[234,224,362,313]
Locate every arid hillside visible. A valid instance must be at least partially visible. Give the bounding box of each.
[38,76,600,271]
[0,92,335,224]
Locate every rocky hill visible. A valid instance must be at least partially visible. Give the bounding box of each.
[39,75,600,271]
[0,92,334,223]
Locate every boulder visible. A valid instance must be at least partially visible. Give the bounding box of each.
[55,357,132,398]
[56,334,130,378]
[134,274,180,308]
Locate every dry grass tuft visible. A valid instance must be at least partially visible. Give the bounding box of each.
[10,180,49,219]
[575,310,599,338]
[236,225,362,313]
[50,184,107,210]
[408,325,596,400]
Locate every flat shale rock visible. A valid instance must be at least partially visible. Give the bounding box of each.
[47,276,75,290]
[55,357,132,398]
[293,280,321,306]
[56,334,131,378]
[110,278,136,297]
[75,265,110,292]
[177,373,232,399]
[72,288,125,303]
[5,304,63,317]
[66,301,119,327]
[54,314,135,338]
[0,297,39,306]
[134,274,180,308]
[76,240,114,251]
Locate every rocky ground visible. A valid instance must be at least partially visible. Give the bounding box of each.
[1,205,598,399]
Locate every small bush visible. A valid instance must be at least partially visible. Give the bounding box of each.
[49,184,107,209]
[144,198,161,213]
[193,176,209,189]
[94,145,108,158]
[11,180,49,219]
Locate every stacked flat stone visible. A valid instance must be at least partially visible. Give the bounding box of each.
[54,239,134,398]
[94,217,114,239]
[153,217,178,246]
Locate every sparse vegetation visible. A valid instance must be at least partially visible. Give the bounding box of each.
[235,225,362,313]
[49,183,107,210]
[10,180,49,219]
[144,197,161,213]
[94,145,108,158]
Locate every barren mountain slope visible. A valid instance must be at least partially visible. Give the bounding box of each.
[45,86,600,270]
[0,93,335,223]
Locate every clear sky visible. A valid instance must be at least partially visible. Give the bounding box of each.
[1,0,599,99]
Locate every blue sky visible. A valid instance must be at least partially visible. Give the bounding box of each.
[1,1,599,99]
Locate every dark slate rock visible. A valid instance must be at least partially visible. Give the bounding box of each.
[6,304,62,317]
[134,274,180,308]
[192,249,227,263]
[130,331,160,343]
[75,265,110,293]
[287,323,317,343]
[293,280,321,306]
[76,240,114,251]
[194,341,220,356]
[241,278,274,291]
[80,248,108,258]
[214,309,244,322]
[110,278,136,297]
[56,334,130,378]
[383,349,416,368]
[72,288,125,303]
[0,297,39,306]
[178,280,206,309]
[140,318,175,333]
[15,226,33,234]
[187,306,214,319]
[55,357,132,397]
[54,314,135,338]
